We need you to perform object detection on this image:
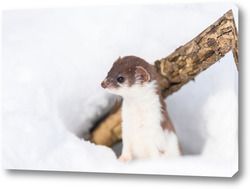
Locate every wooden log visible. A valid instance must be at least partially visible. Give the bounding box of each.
[89,10,238,147]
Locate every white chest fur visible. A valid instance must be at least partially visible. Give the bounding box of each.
[120,81,180,160]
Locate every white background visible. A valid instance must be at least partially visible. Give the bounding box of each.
[0,0,249,188]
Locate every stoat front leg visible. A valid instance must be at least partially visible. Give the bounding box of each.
[119,126,132,162]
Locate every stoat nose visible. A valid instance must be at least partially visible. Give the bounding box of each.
[101,81,107,89]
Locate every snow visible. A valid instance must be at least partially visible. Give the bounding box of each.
[2,3,238,177]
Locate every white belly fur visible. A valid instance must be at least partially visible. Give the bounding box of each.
[121,82,180,159]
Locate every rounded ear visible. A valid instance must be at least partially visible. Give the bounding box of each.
[135,66,150,83]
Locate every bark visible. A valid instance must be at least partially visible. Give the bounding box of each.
[89,10,238,147]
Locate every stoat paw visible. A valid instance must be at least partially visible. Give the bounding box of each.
[118,155,132,163]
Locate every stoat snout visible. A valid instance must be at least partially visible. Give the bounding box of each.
[101,80,107,89]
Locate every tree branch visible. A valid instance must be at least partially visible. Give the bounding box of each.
[156,9,238,98]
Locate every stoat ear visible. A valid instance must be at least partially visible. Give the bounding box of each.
[135,66,150,83]
[113,56,121,65]
[117,56,121,61]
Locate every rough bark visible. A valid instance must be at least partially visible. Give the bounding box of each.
[89,10,238,147]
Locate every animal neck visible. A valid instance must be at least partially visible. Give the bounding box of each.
[122,81,163,121]
[122,81,157,102]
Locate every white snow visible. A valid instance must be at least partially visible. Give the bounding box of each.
[2,3,238,177]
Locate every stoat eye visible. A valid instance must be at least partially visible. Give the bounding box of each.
[117,76,125,83]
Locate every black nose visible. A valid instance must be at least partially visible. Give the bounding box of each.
[101,81,107,89]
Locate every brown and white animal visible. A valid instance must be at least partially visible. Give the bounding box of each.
[101,56,181,162]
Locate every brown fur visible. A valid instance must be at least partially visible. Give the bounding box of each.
[103,56,157,88]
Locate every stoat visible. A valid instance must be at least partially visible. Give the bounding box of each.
[101,56,181,162]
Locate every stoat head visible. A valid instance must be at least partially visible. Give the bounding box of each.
[101,56,157,97]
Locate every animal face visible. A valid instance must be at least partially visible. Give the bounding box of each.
[101,56,151,96]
